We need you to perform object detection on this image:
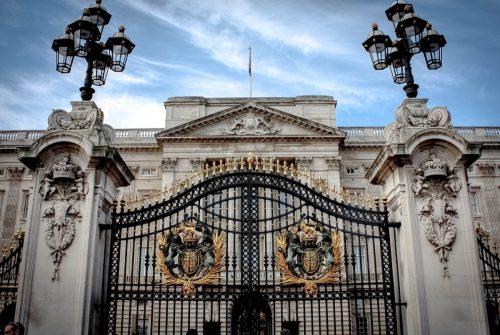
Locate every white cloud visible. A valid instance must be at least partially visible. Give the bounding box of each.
[96,93,165,129]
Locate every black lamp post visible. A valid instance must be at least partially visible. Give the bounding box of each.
[52,0,135,101]
[362,0,446,98]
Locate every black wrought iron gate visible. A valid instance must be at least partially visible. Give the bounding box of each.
[102,157,403,334]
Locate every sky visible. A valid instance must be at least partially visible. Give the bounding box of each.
[0,0,499,130]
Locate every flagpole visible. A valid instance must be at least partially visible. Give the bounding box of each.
[248,47,252,98]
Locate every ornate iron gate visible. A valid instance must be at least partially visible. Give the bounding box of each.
[102,156,402,334]
[477,236,500,334]
[0,231,24,331]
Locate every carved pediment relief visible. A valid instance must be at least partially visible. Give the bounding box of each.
[156,103,344,142]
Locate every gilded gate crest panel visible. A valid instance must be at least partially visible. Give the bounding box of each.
[156,215,225,296]
[275,215,343,296]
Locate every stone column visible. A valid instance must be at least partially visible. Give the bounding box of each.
[16,101,133,334]
[367,99,488,335]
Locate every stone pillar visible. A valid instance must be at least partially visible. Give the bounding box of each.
[367,99,488,335]
[16,101,133,334]
[1,167,24,240]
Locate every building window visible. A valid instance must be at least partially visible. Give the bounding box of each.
[141,168,156,176]
[469,190,481,217]
[209,190,223,217]
[346,167,359,175]
[353,245,366,274]
[0,169,5,177]
[21,191,30,220]
[355,315,369,335]
[136,318,148,335]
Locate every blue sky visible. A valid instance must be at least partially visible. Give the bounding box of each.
[0,0,499,130]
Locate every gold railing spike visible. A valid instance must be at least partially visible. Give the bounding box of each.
[367,194,372,209]
[283,161,288,176]
[247,152,254,169]
[255,157,261,171]
[204,163,210,178]
[211,161,217,176]
[240,157,245,170]
[276,159,281,174]
[353,192,358,207]
[290,163,296,178]
[219,159,224,174]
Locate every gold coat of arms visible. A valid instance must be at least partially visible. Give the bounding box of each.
[156,215,225,296]
[275,216,343,296]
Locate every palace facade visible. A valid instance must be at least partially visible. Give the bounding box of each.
[0,95,499,334]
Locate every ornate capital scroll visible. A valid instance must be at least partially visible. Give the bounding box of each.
[162,158,177,172]
[39,153,87,280]
[411,152,461,278]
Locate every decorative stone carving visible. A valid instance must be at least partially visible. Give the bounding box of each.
[162,158,177,172]
[295,156,312,170]
[189,157,205,170]
[222,112,280,135]
[411,153,461,278]
[384,99,452,141]
[39,153,87,280]
[8,167,24,179]
[48,101,104,131]
[324,157,341,170]
[476,163,495,175]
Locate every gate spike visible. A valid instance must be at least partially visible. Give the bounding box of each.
[276,159,281,174]
[219,159,224,174]
[255,157,261,171]
[212,161,217,176]
[239,157,245,170]
[290,163,295,178]
[247,152,254,169]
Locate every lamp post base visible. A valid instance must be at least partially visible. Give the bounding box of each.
[403,83,419,98]
[80,86,95,101]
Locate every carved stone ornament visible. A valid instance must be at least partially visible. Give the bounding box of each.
[295,156,312,170]
[476,163,495,176]
[162,158,177,172]
[275,215,343,296]
[48,101,104,131]
[189,157,205,170]
[222,112,280,135]
[384,99,452,141]
[324,156,341,170]
[156,214,225,296]
[411,153,462,278]
[39,153,88,280]
[8,167,25,179]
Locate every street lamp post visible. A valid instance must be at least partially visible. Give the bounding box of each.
[52,0,135,101]
[362,0,446,98]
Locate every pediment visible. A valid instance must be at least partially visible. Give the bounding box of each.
[156,102,345,142]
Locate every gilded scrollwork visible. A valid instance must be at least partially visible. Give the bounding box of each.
[40,153,87,280]
[275,215,343,296]
[411,152,461,278]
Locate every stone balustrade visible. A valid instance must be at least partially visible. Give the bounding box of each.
[1,127,499,145]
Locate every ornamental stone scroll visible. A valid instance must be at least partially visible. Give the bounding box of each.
[39,153,88,280]
[411,152,461,278]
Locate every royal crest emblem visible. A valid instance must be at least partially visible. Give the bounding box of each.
[156,215,225,296]
[275,215,343,296]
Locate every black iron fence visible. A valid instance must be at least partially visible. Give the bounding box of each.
[0,231,24,330]
[477,236,500,334]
